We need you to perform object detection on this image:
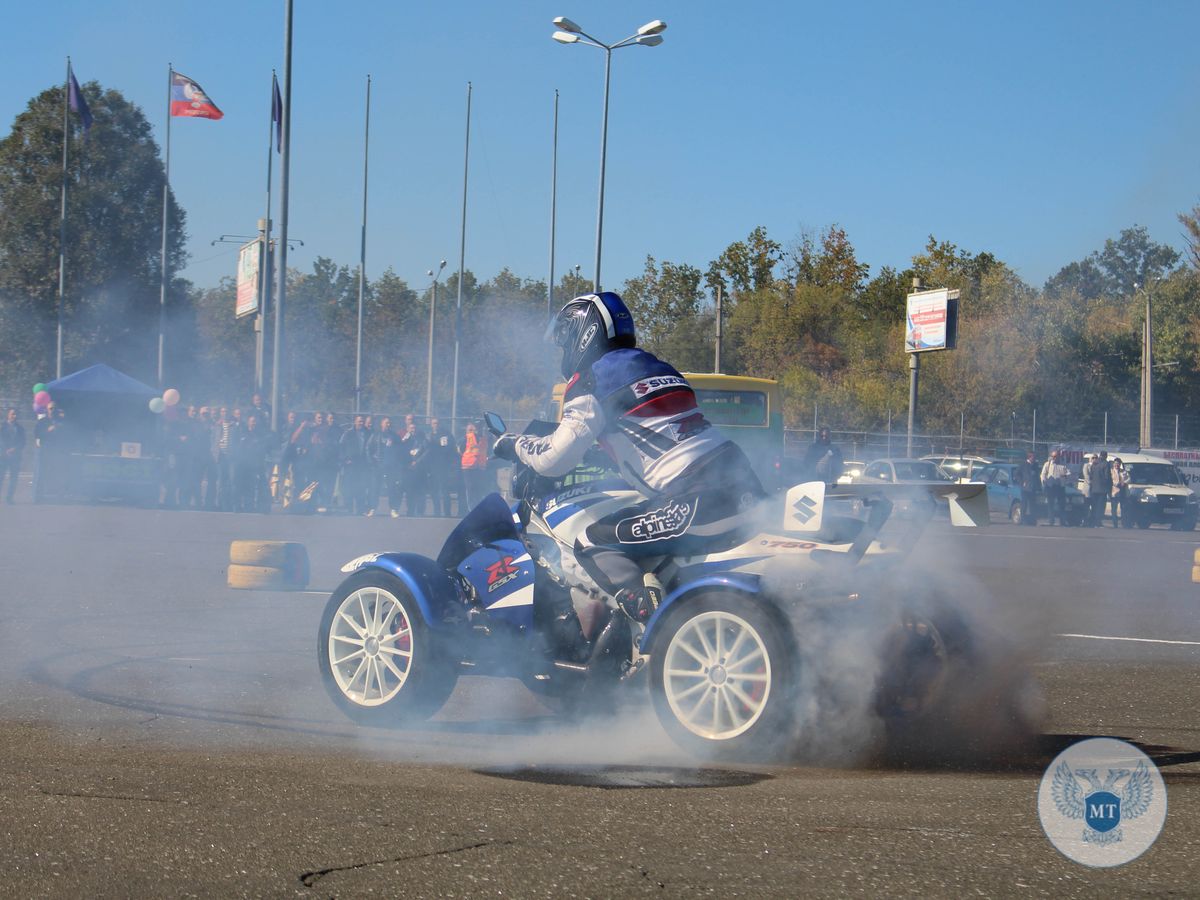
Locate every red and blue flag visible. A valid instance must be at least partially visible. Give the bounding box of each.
[170,71,223,120]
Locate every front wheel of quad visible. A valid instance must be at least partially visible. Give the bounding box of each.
[318,571,458,726]
[649,592,795,761]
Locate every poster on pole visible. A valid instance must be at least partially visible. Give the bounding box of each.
[905,287,959,353]
[235,240,261,319]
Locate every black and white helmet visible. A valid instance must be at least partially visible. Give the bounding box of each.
[546,292,636,379]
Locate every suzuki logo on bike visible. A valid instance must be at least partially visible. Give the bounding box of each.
[485,556,522,592]
[615,499,697,544]
[792,494,818,524]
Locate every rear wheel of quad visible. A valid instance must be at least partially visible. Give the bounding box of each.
[318,571,457,726]
[649,592,796,761]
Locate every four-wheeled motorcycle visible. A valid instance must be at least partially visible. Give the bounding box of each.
[318,414,994,759]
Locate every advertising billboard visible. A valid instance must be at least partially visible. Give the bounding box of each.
[235,240,261,319]
[905,287,959,353]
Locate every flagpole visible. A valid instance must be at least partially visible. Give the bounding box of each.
[354,74,371,414]
[548,88,558,319]
[257,72,277,399]
[158,64,173,387]
[273,0,294,434]
[57,58,71,380]
[450,81,471,424]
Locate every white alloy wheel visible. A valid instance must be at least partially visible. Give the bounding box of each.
[662,610,772,740]
[327,586,415,706]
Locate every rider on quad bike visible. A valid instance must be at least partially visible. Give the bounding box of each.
[492,291,765,624]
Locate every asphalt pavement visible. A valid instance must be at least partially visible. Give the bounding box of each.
[0,501,1197,897]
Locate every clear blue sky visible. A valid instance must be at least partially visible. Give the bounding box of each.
[5,1,1200,295]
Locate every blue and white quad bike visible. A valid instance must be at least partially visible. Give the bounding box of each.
[318,414,992,759]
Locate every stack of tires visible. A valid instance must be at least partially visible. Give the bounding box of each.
[227,540,310,591]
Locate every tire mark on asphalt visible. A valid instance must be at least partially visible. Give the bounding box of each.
[38,788,179,804]
[299,838,515,888]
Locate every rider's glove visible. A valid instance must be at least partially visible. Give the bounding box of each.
[492,432,519,462]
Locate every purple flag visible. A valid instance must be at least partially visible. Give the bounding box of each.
[272,73,282,153]
[68,66,93,134]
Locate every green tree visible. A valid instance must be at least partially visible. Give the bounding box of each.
[706,225,782,297]
[1045,225,1179,299]
[0,80,188,391]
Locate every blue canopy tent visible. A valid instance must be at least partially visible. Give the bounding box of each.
[40,364,162,504]
[47,363,159,398]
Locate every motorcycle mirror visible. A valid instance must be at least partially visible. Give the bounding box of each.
[484,412,506,436]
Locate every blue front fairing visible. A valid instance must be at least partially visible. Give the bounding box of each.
[439,492,536,631]
[436,492,521,569]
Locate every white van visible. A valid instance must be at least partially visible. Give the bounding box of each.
[1087,452,1198,530]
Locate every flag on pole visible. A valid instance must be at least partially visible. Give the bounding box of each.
[272,72,282,153]
[170,71,223,119]
[68,65,93,134]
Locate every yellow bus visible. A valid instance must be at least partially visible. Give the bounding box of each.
[549,373,785,490]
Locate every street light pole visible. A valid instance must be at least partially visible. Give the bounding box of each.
[551,17,666,294]
[450,82,471,424]
[593,46,611,292]
[426,260,446,419]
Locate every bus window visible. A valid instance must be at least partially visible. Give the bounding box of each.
[693,389,768,427]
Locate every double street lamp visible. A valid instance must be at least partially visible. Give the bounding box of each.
[425,259,447,419]
[551,16,666,292]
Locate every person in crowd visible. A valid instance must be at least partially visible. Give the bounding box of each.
[460,420,490,511]
[195,407,214,508]
[365,415,391,516]
[161,408,191,508]
[0,407,26,503]
[231,407,244,431]
[1039,448,1070,526]
[306,412,333,509]
[272,410,299,504]
[1110,457,1130,528]
[213,407,237,511]
[289,412,317,501]
[426,417,459,516]
[249,392,271,423]
[232,414,271,513]
[398,413,427,515]
[338,414,371,515]
[33,402,68,503]
[1016,450,1040,526]
[801,427,844,484]
[1083,450,1112,527]
[319,412,341,510]
[177,406,201,509]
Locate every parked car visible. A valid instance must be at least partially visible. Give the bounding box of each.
[976,462,1086,525]
[922,455,994,483]
[852,458,954,517]
[1079,452,1198,530]
[855,458,954,485]
[837,460,865,485]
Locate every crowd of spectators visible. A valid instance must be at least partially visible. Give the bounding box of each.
[2,394,496,516]
[159,396,494,516]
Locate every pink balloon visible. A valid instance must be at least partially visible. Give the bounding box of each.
[34,390,51,407]
[163,388,181,407]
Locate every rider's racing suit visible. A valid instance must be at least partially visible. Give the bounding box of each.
[511,348,765,605]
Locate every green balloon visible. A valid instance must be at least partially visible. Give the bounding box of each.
[32,383,46,395]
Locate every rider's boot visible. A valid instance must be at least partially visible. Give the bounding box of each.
[615,574,663,623]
